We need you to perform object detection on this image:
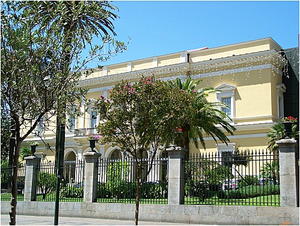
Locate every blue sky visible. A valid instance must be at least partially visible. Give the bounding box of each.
[86,1,299,68]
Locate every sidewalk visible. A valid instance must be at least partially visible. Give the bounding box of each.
[1,214,205,225]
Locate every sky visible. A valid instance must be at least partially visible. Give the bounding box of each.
[85,1,299,69]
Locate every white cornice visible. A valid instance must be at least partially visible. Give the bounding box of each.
[78,49,286,88]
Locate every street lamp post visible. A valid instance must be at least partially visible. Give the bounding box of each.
[54,123,65,225]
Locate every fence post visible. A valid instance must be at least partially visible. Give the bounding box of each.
[276,138,298,207]
[83,152,101,202]
[166,145,187,205]
[24,156,41,201]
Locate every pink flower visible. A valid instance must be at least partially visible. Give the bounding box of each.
[193,90,196,93]
[146,81,150,85]
[119,91,122,93]
[181,89,184,92]
[124,85,127,89]
[100,95,104,98]
[135,92,137,94]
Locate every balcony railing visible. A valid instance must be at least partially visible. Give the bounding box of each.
[74,128,98,137]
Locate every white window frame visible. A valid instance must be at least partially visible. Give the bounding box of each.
[216,83,236,120]
[66,104,78,133]
[86,99,100,134]
[276,84,286,119]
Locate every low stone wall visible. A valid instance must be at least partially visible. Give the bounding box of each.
[1,201,299,225]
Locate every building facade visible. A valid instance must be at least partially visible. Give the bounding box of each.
[25,37,297,167]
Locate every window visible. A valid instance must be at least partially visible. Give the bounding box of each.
[69,115,76,131]
[216,84,235,119]
[221,97,232,117]
[91,111,97,128]
[34,116,45,137]
[276,84,286,119]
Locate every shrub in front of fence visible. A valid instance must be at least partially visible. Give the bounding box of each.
[141,181,168,199]
[60,186,84,198]
[37,171,56,200]
[238,176,259,187]
[218,184,280,199]
[97,181,168,200]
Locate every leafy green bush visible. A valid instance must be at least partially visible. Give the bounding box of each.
[60,186,83,198]
[37,171,56,199]
[239,176,259,187]
[185,180,209,198]
[141,181,168,199]
[97,182,110,198]
[217,185,280,199]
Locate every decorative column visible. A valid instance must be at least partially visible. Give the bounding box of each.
[83,151,101,202]
[276,138,297,207]
[166,145,187,205]
[24,155,41,201]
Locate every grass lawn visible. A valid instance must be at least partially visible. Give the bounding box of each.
[184,194,280,206]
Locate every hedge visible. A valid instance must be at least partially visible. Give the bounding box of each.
[217,185,280,199]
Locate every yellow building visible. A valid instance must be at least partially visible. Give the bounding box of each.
[26,37,290,164]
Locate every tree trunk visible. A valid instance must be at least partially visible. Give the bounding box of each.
[134,164,142,225]
[9,141,21,225]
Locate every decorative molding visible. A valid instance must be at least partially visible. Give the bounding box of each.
[78,50,286,88]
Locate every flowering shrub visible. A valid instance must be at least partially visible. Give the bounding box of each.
[281,116,297,123]
[173,127,183,133]
[87,134,101,140]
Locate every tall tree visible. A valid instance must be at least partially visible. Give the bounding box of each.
[1,1,126,224]
[95,77,195,225]
[18,0,126,175]
[169,77,236,151]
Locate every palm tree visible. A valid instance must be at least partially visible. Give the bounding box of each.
[267,122,298,152]
[169,77,236,151]
[18,0,121,167]
[8,2,122,224]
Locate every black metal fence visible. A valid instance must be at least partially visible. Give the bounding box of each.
[36,160,85,202]
[184,149,280,206]
[97,157,168,204]
[1,164,26,201]
[1,150,281,206]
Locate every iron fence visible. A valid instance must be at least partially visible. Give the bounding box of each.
[37,160,85,202]
[1,164,26,201]
[97,157,168,204]
[184,149,280,206]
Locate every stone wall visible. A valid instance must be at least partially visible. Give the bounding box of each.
[1,201,299,225]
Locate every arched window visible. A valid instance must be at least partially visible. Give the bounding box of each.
[110,149,122,160]
[64,151,76,183]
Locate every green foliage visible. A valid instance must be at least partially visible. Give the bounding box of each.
[205,164,233,185]
[20,147,32,161]
[60,186,83,198]
[218,185,280,199]
[2,1,126,222]
[239,176,259,187]
[37,172,56,200]
[267,122,298,152]
[168,77,236,149]
[260,161,279,185]
[96,77,195,154]
[141,182,168,199]
[106,161,132,199]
